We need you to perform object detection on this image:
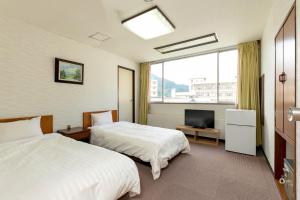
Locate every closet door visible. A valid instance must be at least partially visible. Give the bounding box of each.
[283,8,296,142]
[275,28,284,133]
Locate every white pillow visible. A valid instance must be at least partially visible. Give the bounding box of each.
[0,117,43,143]
[91,111,113,126]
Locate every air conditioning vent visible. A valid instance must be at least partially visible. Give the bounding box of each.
[89,32,110,42]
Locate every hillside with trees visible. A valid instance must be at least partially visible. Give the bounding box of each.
[151,74,189,97]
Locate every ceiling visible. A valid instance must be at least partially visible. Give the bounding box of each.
[0,0,275,62]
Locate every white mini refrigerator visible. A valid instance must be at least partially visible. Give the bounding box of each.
[225,109,256,156]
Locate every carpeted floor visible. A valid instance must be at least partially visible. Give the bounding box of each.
[120,143,281,200]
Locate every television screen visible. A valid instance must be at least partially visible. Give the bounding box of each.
[185,109,214,128]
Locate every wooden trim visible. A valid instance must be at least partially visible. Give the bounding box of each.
[82,110,118,129]
[55,58,84,85]
[121,6,175,29]
[154,33,218,54]
[155,33,218,50]
[0,115,53,134]
[118,66,135,123]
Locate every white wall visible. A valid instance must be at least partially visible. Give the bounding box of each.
[148,104,235,139]
[260,0,294,170]
[0,17,139,130]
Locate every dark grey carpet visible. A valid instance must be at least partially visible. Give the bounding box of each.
[120,143,280,200]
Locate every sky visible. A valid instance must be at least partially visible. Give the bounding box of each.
[151,49,238,85]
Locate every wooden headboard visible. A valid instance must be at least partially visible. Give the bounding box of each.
[83,110,118,129]
[0,115,53,134]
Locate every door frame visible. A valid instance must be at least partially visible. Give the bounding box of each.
[118,66,135,123]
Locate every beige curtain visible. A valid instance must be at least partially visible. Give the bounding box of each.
[138,62,150,125]
[238,41,261,145]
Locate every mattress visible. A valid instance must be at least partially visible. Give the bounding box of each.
[0,133,140,200]
[90,122,190,180]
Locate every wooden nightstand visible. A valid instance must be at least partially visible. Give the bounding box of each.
[57,127,90,143]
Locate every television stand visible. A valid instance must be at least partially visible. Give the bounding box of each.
[176,125,220,146]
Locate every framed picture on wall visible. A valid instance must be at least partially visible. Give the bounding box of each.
[55,58,84,85]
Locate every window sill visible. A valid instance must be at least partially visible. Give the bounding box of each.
[149,102,237,106]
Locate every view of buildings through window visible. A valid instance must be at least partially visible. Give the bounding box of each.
[150,49,238,103]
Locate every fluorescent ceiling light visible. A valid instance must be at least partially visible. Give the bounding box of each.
[122,6,175,40]
[155,33,219,54]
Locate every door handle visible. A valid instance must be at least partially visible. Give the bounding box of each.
[288,107,300,122]
[279,72,287,83]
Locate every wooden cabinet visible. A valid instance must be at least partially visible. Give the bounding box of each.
[274,6,296,200]
[275,28,284,133]
[176,125,220,146]
[57,127,91,143]
[283,8,296,142]
[275,7,296,144]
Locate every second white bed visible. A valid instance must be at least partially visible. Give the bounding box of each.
[90,121,190,180]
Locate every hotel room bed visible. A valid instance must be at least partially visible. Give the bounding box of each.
[84,110,190,180]
[0,116,140,200]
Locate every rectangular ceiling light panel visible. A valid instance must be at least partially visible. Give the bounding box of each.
[155,33,219,54]
[122,6,175,40]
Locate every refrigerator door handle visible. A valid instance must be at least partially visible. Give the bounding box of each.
[226,123,256,127]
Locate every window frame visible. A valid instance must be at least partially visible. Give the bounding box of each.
[149,47,237,105]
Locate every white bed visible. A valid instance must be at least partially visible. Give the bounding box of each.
[0,133,140,200]
[90,121,190,180]
[0,116,140,200]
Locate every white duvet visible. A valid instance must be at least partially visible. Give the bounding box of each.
[90,122,190,180]
[0,133,140,200]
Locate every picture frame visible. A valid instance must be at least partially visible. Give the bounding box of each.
[55,58,84,85]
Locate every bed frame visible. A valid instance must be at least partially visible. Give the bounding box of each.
[83,110,118,129]
[0,115,53,134]
[83,109,151,166]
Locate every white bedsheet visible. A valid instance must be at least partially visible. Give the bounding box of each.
[90,122,190,180]
[0,133,140,200]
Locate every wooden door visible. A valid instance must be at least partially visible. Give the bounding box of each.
[275,28,284,133]
[283,8,296,142]
[274,5,296,199]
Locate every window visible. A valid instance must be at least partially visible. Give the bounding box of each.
[150,49,238,103]
[218,50,238,103]
[150,63,163,102]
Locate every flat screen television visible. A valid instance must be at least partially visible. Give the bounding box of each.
[185,109,214,129]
